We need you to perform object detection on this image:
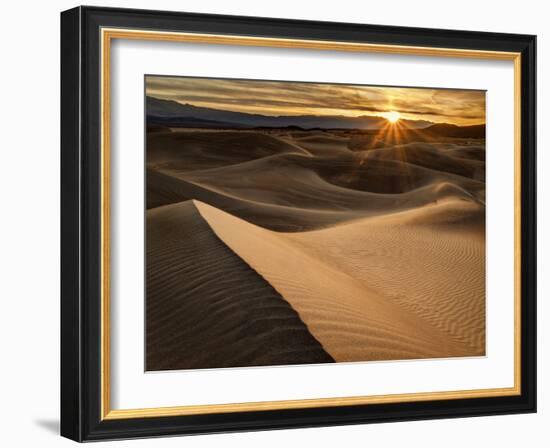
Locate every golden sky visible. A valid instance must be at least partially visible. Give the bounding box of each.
[146,76,485,126]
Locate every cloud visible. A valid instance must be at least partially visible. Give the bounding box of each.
[145,76,485,125]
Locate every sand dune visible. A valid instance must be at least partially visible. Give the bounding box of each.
[146,128,486,369]
[360,143,485,181]
[346,127,484,151]
[146,200,333,370]
[442,145,486,162]
[280,132,352,156]
[196,199,483,361]
[148,129,309,171]
[149,168,480,232]
[149,137,484,230]
[283,199,486,355]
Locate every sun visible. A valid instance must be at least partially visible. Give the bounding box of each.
[386,111,401,123]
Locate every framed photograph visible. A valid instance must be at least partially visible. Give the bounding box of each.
[60,6,536,441]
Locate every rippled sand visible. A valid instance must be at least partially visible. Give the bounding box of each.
[146,128,485,370]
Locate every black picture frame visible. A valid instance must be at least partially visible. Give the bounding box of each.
[61,5,536,442]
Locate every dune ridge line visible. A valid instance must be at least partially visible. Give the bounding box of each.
[194,199,482,362]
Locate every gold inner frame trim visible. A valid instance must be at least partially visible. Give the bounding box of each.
[100,27,522,420]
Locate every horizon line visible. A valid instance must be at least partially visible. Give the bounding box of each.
[146,95,486,127]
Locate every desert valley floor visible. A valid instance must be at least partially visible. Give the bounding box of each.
[145,126,486,371]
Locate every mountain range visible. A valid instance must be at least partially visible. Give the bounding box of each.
[146,96,436,130]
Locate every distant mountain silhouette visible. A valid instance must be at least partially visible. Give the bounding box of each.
[424,123,485,138]
[146,96,435,130]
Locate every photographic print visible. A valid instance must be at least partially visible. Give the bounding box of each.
[145,76,486,372]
